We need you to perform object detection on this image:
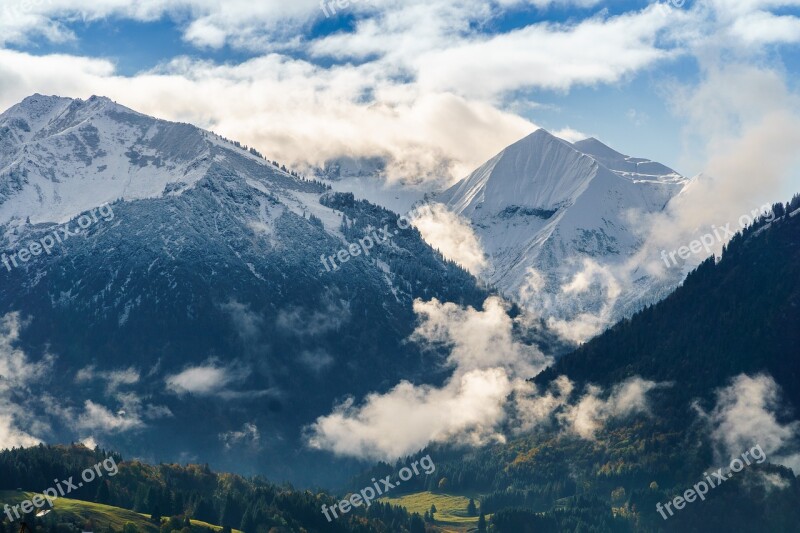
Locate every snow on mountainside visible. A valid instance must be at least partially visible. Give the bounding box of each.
[0,94,210,224]
[0,94,492,485]
[436,129,689,341]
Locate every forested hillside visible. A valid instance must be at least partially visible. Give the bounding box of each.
[374,194,800,532]
[0,445,428,533]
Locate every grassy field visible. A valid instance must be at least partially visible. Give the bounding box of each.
[381,491,485,532]
[0,491,159,532]
[0,491,237,533]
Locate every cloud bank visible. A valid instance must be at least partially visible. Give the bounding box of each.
[307,296,663,460]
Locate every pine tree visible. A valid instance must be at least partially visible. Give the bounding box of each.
[467,498,477,516]
[95,479,111,504]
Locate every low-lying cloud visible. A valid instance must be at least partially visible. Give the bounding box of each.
[307,296,663,460]
[411,203,488,275]
[699,373,800,473]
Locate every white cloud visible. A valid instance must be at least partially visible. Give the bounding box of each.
[0,312,52,450]
[299,349,335,374]
[412,204,488,275]
[552,127,590,143]
[0,1,696,186]
[559,377,663,439]
[76,400,145,433]
[519,259,623,344]
[0,414,40,449]
[629,64,800,281]
[75,365,140,393]
[165,362,244,396]
[410,297,552,378]
[510,375,574,434]
[221,300,264,341]
[699,374,800,472]
[164,360,271,400]
[308,296,552,460]
[219,422,261,449]
[80,436,99,449]
[413,7,672,98]
[308,368,516,460]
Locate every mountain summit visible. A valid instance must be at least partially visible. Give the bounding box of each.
[436,129,688,340]
[0,94,223,224]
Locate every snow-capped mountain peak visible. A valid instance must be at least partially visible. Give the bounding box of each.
[438,128,603,218]
[435,128,688,340]
[572,136,684,184]
[0,94,297,225]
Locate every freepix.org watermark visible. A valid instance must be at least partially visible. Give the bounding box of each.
[319,0,378,18]
[656,0,686,16]
[660,204,774,268]
[3,456,119,523]
[2,204,115,273]
[1,0,53,21]
[320,204,433,272]
[656,444,766,520]
[321,455,436,522]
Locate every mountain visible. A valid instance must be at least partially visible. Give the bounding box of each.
[536,195,800,401]
[435,129,688,338]
[0,94,491,486]
[399,195,800,532]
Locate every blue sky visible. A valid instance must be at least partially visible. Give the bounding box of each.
[0,0,798,190]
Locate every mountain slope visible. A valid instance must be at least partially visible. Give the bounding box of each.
[0,94,490,486]
[536,197,800,402]
[436,129,688,338]
[400,196,800,532]
[0,444,421,533]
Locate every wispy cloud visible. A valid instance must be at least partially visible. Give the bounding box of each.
[698,374,800,473]
[0,312,53,449]
[307,296,664,460]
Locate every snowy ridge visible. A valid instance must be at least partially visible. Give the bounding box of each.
[0,94,302,225]
[437,129,689,336]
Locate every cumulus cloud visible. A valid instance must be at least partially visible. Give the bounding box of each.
[559,377,663,439]
[510,375,574,434]
[0,312,53,388]
[308,296,552,460]
[410,297,551,378]
[308,368,517,460]
[219,422,261,450]
[518,260,623,344]
[699,374,800,473]
[511,375,666,438]
[0,312,52,449]
[165,361,246,396]
[72,389,172,436]
[412,7,671,98]
[0,414,41,449]
[522,63,800,345]
[0,1,688,185]
[411,204,488,275]
[76,400,145,433]
[308,295,661,460]
[0,0,797,191]
[80,436,99,450]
